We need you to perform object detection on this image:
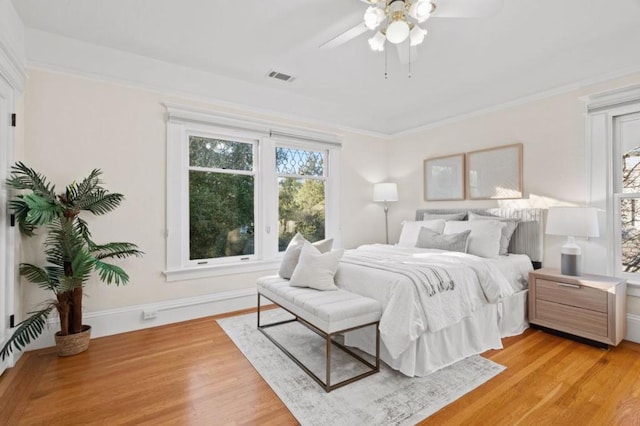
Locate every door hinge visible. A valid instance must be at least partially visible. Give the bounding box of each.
[9,315,15,328]
[11,113,16,127]
[10,214,15,227]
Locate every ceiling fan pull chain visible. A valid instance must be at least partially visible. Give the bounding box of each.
[385,46,388,79]
[408,44,412,78]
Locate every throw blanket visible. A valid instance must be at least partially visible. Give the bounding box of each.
[336,245,515,358]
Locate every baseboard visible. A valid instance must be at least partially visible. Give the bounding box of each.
[626,314,640,344]
[21,287,262,353]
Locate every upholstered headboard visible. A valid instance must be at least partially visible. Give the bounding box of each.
[414,208,544,265]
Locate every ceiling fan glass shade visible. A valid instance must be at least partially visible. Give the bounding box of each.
[364,6,386,30]
[386,19,410,44]
[409,25,427,46]
[409,0,433,23]
[368,31,386,51]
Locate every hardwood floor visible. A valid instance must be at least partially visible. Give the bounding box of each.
[1,309,639,425]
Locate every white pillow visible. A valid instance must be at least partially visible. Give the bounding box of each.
[278,233,333,279]
[289,242,344,291]
[443,220,506,258]
[398,219,446,247]
[468,212,519,256]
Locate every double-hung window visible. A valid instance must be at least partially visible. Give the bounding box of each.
[586,86,640,287]
[165,105,341,281]
[613,112,640,280]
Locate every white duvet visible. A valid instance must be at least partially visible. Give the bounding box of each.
[335,244,521,359]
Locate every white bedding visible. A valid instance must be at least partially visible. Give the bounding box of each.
[335,244,533,376]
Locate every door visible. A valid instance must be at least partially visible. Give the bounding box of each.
[0,74,15,375]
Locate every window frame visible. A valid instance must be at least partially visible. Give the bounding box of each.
[585,86,640,295]
[275,141,329,251]
[164,104,341,282]
[612,111,640,282]
[185,130,260,267]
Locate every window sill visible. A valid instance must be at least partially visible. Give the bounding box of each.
[164,259,280,282]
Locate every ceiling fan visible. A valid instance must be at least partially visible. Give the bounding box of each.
[320,0,504,65]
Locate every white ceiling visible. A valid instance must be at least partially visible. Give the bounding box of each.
[12,0,640,135]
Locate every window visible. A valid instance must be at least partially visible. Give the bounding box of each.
[276,146,326,251]
[614,112,640,278]
[189,136,256,261]
[165,105,341,281]
[586,85,640,288]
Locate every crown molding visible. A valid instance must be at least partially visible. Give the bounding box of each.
[0,2,26,91]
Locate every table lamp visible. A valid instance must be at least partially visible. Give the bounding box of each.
[545,206,599,276]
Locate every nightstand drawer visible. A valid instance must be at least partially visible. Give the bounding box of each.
[536,279,608,313]
[536,299,608,337]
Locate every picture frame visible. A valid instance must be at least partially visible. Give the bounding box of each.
[424,153,465,201]
[466,143,523,200]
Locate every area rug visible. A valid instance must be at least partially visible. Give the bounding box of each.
[217,309,505,426]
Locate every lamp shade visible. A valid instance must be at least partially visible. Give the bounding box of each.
[546,207,599,238]
[373,183,398,202]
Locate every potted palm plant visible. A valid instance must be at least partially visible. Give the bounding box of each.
[0,162,142,359]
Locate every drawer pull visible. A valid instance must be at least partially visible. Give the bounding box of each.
[557,282,581,289]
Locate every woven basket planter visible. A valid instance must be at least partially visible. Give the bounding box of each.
[54,325,92,357]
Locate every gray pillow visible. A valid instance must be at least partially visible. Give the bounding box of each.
[422,212,467,221]
[279,233,334,279]
[416,227,471,253]
[468,212,519,256]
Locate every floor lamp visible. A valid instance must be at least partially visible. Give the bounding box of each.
[373,183,399,244]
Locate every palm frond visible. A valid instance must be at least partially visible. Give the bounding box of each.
[71,249,96,285]
[23,193,63,226]
[9,198,36,236]
[75,217,94,248]
[0,305,54,360]
[6,162,56,198]
[19,263,57,291]
[91,242,144,260]
[76,191,124,216]
[71,169,103,202]
[94,260,129,285]
[57,275,83,293]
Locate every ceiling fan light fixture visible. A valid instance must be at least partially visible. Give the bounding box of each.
[409,25,427,46]
[409,0,433,23]
[386,19,410,44]
[364,6,385,30]
[368,31,386,51]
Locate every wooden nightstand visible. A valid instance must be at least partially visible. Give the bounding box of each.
[528,268,627,347]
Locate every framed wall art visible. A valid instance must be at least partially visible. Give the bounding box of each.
[424,153,465,201]
[466,143,523,200]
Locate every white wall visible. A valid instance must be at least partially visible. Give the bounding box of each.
[20,69,389,317]
[387,72,640,315]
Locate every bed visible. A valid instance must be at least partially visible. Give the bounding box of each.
[335,208,543,377]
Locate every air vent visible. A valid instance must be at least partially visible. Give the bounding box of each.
[267,70,295,83]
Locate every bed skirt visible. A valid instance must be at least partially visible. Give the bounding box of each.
[343,290,528,377]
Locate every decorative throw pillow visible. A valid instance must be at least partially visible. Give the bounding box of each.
[289,242,344,291]
[422,212,467,221]
[398,219,446,247]
[443,220,506,258]
[416,227,471,253]
[468,212,519,256]
[278,233,333,279]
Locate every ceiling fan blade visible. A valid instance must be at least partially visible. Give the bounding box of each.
[319,22,368,50]
[395,42,419,65]
[432,0,504,18]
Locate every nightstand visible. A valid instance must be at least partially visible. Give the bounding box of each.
[528,268,627,347]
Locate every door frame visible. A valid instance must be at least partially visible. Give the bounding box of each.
[0,73,16,374]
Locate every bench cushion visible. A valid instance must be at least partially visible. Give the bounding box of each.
[257,275,382,334]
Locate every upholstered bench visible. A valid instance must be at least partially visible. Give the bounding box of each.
[256,275,382,392]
